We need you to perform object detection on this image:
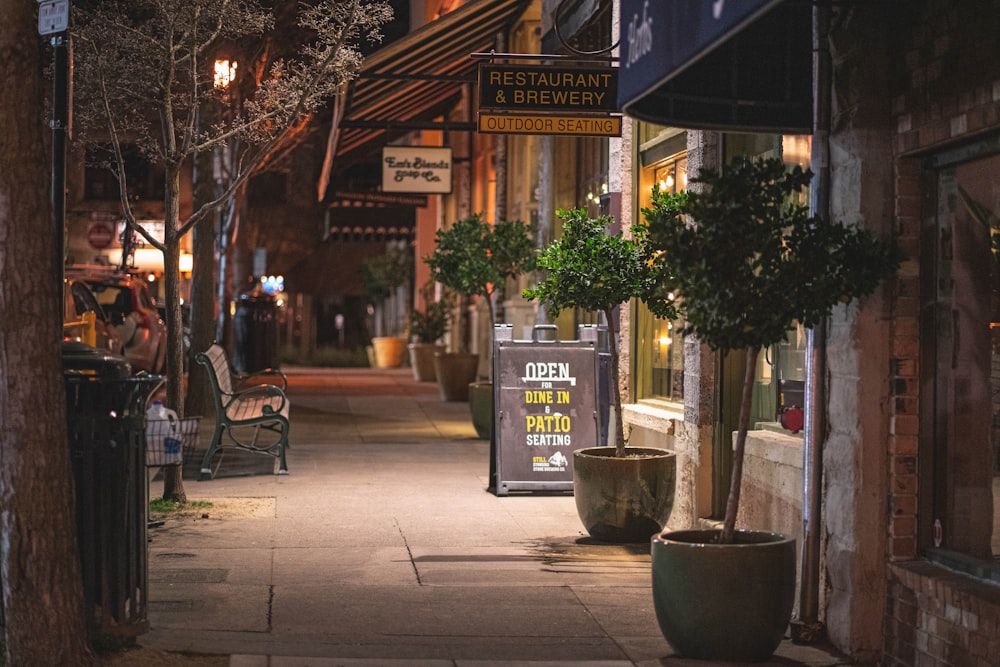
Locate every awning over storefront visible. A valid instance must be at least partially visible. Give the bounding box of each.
[323,200,416,242]
[617,0,812,133]
[334,0,532,160]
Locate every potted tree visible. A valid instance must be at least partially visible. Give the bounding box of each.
[524,208,677,542]
[362,247,412,368]
[425,213,535,413]
[407,282,454,382]
[643,156,900,661]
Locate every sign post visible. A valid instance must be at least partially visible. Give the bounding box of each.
[493,325,600,496]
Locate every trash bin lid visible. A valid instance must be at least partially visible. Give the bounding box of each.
[62,340,132,378]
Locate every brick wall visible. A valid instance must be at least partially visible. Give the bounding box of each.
[886,562,1000,667]
[884,1,1000,665]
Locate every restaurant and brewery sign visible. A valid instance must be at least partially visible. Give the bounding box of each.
[478,63,621,137]
[381,146,453,194]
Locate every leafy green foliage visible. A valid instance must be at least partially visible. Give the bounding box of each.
[524,208,667,318]
[408,282,455,343]
[644,157,902,353]
[643,156,901,543]
[425,214,535,318]
[361,247,411,303]
[524,208,668,455]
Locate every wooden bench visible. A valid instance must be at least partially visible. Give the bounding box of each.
[195,344,289,480]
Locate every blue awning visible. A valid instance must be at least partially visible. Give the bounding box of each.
[618,0,812,133]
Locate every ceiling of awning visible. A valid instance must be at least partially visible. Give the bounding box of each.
[335,0,532,161]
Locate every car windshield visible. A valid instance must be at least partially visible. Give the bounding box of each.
[87,282,133,315]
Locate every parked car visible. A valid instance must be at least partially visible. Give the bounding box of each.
[63,278,125,357]
[67,267,167,374]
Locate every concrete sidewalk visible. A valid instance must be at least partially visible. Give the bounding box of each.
[145,366,851,666]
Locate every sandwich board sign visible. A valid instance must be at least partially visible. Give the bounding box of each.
[492,325,600,496]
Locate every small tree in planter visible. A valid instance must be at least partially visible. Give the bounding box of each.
[362,247,412,367]
[523,208,677,541]
[425,213,536,361]
[642,156,901,660]
[407,281,455,382]
[409,281,455,344]
[424,214,535,405]
[525,208,671,455]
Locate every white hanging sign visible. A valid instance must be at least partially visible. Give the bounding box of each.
[381,147,453,194]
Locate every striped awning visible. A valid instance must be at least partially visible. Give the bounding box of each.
[334,0,532,160]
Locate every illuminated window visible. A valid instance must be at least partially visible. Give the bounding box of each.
[635,149,687,402]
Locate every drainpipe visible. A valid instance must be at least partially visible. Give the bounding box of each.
[792,0,830,644]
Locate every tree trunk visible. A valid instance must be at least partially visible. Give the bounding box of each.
[185,111,219,420]
[160,164,187,502]
[604,306,627,457]
[720,346,760,544]
[0,3,95,661]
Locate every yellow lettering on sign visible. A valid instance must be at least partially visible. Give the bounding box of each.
[525,415,572,433]
[478,113,621,137]
[525,390,554,404]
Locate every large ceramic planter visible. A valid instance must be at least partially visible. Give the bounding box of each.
[408,342,445,382]
[652,529,796,661]
[433,352,478,402]
[573,446,676,542]
[468,381,493,439]
[371,336,406,368]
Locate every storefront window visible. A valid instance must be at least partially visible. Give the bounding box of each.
[922,149,999,564]
[634,142,686,403]
[722,134,812,429]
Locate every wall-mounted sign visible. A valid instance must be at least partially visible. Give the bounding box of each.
[381,146,453,194]
[478,113,622,137]
[493,326,600,496]
[479,64,618,114]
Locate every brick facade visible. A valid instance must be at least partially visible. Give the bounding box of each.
[883,1,1000,664]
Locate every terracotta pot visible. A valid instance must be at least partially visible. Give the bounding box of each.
[651,529,796,661]
[573,446,676,542]
[371,336,406,368]
[408,343,445,382]
[433,352,478,402]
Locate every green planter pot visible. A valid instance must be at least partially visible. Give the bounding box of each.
[468,381,493,440]
[573,446,676,542]
[651,529,796,661]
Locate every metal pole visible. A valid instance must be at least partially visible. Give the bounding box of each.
[52,33,69,329]
[793,0,829,644]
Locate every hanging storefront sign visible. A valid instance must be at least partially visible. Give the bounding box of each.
[477,62,620,137]
[381,146,453,194]
[479,64,617,113]
[478,113,621,137]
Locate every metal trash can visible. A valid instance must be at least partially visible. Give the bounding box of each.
[62,341,162,645]
[232,291,279,373]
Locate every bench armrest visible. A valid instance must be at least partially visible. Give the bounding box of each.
[235,368,288,391]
